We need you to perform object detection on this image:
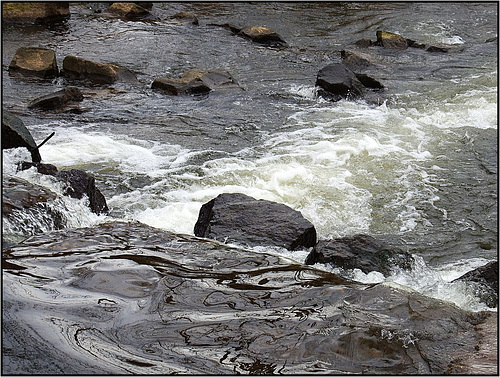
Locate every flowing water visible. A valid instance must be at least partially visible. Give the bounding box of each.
[2,2,498,373]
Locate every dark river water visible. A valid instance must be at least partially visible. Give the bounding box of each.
[2,2,498,374]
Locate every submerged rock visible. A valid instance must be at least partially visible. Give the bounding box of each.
[2,2,70,24]
[61,55,138,85]
[152,75,210,96]
[2,176,66,245]
[305,234,413,276]
[194,193,317,250]
[9,47,58,78]
[28,87,84,111]
[2,175,57,217]
[2,220,496,374]
[2,111,42,163]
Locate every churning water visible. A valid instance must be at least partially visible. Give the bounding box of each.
[2,4,498,371]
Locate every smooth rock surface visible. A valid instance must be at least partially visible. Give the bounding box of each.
[2,221,493,374]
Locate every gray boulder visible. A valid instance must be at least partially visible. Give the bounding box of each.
[194,193,317,250]
[305,234,413,276]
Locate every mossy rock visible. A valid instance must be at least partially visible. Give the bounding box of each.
[9,47,58,78]
[376,30,408,49]
[2,2,70,24]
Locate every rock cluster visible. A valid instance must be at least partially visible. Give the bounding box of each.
[2,111,108,216]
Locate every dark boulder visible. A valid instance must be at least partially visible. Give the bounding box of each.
[152,68,240,96]
[305,234,413,276]
[238,26,287,47]
[194,193,317,250]
[2,111,42,163]
[340,50,385,93]
[2,2,70,24]
[316,63,366,101]
[152,77,210,96]
[61,55,139,85]
[18,162,109,216]
[9,47,58,78]
[452,261,498,308]
[56,169,109,215]
[28,87,84,111]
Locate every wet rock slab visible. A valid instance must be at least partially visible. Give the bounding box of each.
[2,221,493,374]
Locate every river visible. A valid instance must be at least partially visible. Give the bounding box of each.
[2,2,498,374]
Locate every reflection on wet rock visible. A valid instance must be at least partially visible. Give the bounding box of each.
[2,221,494,374]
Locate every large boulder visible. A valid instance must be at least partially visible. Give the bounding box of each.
[305,234,414,276]
[316,63,366,101]
[238,26,287,47]
[194,193,317,250]
[2,111,42,163]
[2,2,70,24]
[61,56,138,85]
[9,47,58,78]
[28,87,84,111]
